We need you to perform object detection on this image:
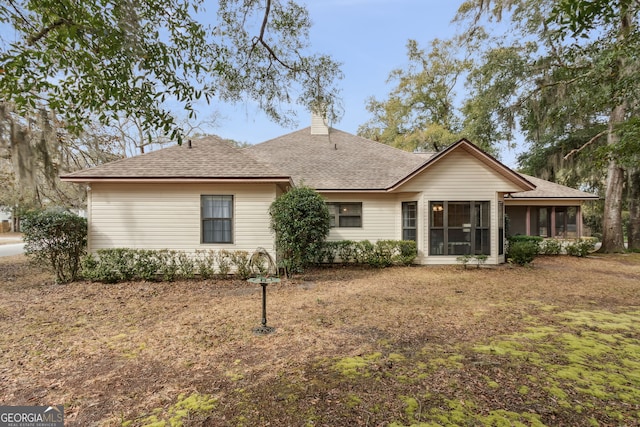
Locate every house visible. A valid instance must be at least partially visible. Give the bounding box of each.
[60,116,598,265]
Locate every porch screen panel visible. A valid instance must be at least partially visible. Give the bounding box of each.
[429,201,491,256]
[430,202,444,255]
[566,207,578,238]
[475,201,490,255]
[447,202,471,255]
[538,207,549,237]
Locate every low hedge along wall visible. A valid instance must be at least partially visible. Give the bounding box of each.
[81,240,418,283]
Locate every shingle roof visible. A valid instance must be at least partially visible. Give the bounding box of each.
[61,136,289,182]
[510,174,599,199]
[245,128,429,190]
[59,128,598,201]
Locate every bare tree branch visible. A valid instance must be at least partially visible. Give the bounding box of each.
[27,18,72,45]
[564,129,608,159]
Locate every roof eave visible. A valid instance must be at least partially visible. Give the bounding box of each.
[507,196,600,200]
[314,188,390,193]
[60,176,293,185]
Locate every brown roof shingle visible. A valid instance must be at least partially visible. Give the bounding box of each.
[511,174,599,199]
[245,128,429,190]
[61,136,289,182]
[60,128,598,201]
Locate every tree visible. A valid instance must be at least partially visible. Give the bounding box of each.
[0,103,120,220]
[269,186,330,276]
[456,0,640,252]
[0,0,343,144]
[358,38,482,154]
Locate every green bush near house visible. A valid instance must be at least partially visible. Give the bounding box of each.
[565,238,597,257]
[507,235,543,266]
[80,241,418,284]
[539,238,563,255]
[507,241,538,266]
[508,234,543,249]
[22,209,87,283]
[315,239,417,267]
[269,186,331,276]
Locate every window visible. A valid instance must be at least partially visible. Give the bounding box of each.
[430,201,491,256]
[202,195,233,243]
[402,201,417,241]
[327,202,362,227]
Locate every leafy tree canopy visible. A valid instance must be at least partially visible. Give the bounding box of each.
[0,0,343,144]
[456,0,640,251]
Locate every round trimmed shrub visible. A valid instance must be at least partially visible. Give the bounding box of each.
[269,186,330,276]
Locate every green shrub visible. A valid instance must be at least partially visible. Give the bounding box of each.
[457,254,488,269]
[269,186,330,276]
[315,239,417,267]
[22,209,87,283]
[315,241,338,264]
[133,250,163,281]
[230,250,252,280]
[394,240,417,266]
[565,238,596,257]
[216,250,232,277]
[177,252,196,279]
[539,239,562,255]
[195,250,216,279]
[508,241,538,266]
[368,240,396,268]
[337,240,357,263]
[354,240,374,264]
[81,248,270,282]
[474,254,488,268]
[81,248,137,283]
[157,250,180,282]
[457,255,472,269]
[508,235,543,248]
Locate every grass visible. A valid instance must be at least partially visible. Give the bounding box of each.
[1,253,639,426]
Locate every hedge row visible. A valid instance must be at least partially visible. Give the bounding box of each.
[313,240,417,268]
[81,240,418,283]
[81,249,255,283]
[507,236,597,266]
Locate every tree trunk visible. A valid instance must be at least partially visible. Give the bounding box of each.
[628,168,640,250]
[600,102,627,252]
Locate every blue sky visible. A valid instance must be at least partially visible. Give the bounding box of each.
[207,1,528,166]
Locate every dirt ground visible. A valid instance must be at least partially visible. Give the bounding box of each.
[1,253,639,426]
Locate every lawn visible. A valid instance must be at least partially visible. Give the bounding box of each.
[1,253,639,426]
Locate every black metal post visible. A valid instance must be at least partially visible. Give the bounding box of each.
[253,279,275,335]
[260,282,268,327]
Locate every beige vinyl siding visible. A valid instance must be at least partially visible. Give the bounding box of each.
[397,151,524,265]
[88,183,277,259]
[321,194,400,243]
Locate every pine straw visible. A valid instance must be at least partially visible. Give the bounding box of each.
[0,253,639,426]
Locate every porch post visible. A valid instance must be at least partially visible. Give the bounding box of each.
[577,206,583,238]
[551,207,556,238]
[526,206,531,236]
